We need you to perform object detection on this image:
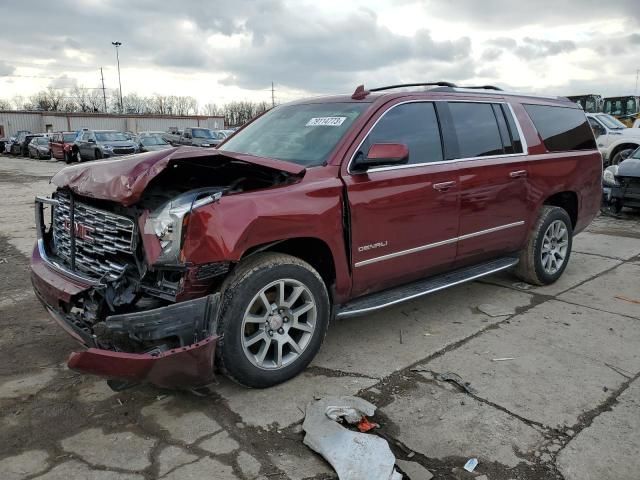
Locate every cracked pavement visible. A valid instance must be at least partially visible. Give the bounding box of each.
[1,155,639,479]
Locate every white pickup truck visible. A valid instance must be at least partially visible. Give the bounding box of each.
[587,113,640,165]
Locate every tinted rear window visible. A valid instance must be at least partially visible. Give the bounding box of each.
[524,105,596,151]
[448,102,504,158]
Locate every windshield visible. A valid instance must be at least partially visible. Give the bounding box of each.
[35,137,48,145]
[598,114,626,129]
[192,128,216,139]
[95,132,128,142]
[63,133,76,142]
[220,103,368,166]
[140,135,168,146]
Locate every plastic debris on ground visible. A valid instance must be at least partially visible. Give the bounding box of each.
[357,416,379,433]
[303,395,402,480]
[435,372,477,395]
[463,458,478,472]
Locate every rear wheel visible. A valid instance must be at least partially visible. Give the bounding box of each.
[217,253,330,388]
[515,206,573,285]
[64,151,72,164]
[95,149,103,159]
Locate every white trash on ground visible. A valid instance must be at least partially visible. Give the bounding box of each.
[303,396,401,480]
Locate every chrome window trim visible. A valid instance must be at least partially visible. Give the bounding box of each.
[354,221,525,268]
[347,99,529,175]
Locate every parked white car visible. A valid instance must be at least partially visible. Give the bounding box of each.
[586,113,640,165]
[633,118,640,128]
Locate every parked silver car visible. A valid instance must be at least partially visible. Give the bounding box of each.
[74,130,139,161]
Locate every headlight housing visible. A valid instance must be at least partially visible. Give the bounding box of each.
[144,188,224,264]
[103,144,114,150]
[603,165,619,186]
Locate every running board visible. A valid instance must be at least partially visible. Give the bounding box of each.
[336,257,519,318]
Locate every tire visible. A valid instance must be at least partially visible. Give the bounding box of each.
[515,206,573,286]
[95,149,103,160]
[611,148,634,166]
[217,252,330,388]
[64,151,72,164]
[608,199,623,214]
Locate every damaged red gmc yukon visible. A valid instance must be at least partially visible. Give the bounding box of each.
[31,82,601,390]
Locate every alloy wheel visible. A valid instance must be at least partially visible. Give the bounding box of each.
[241,278,317,370]
[541,220,569,275]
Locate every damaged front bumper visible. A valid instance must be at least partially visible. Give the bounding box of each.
[31,196,220,389]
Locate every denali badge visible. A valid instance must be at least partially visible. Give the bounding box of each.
[63,219,94,242]
[358,241,388,252]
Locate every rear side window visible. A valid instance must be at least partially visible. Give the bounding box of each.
[524,104,596,151]
[360,102,443,165]
[448,102,504,158]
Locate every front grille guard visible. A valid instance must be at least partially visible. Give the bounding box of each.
[35,192,135,286]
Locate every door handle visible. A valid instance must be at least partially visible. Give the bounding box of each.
[433,181,456,192]
[509,170,527,179]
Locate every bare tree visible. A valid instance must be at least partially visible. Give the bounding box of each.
[72,86,93,112]
[0,98,10,110]
[12,95,26,110]
[202,103,223,116]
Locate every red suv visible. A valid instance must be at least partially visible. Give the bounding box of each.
[49,131,77,163]
[31,82,601,390]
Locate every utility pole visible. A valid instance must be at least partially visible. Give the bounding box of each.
[271,81,275,108]
[112,41,123,113]
[100,67,107,112]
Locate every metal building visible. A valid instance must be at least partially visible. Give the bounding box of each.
[0,111,224,137]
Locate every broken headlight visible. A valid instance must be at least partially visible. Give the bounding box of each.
[603,165,619,186]
[145,188,223,265]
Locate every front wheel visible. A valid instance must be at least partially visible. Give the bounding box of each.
[515,206,573,286]
[217,253,330,388]
[611,148,634,166]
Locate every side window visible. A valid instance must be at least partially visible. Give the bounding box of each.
[448,102,504,158]
[588,117,604,138]
[524,104,597,151]
[360,102,443,165]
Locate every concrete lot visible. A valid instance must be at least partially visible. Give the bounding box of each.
[1,154,639,480]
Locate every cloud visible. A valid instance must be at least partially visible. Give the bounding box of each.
[48,74,78,89]
[0,61,14,76]
[515,38,577,60]
[0,0,636,103]
[405,0,640,26]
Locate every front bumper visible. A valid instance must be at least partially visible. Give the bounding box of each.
[31,196,219,389]
[607,182,640,208]
[68,335,217,389]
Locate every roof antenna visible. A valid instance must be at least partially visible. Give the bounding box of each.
[351,84,369,100]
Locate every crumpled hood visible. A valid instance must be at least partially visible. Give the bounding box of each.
[51,146,306,206]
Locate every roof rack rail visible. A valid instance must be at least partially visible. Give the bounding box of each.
[370,82,458,92]
[458,85,503,91]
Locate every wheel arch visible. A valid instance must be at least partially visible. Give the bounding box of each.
[241,237,337,297]
[609,141,640,161]
[543,191,578,229]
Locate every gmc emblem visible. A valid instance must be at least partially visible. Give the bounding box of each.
[63,219,94,242]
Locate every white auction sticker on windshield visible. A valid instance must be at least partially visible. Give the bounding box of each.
[306,116,347,127]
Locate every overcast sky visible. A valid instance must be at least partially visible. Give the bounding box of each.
[0,0,638,107]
